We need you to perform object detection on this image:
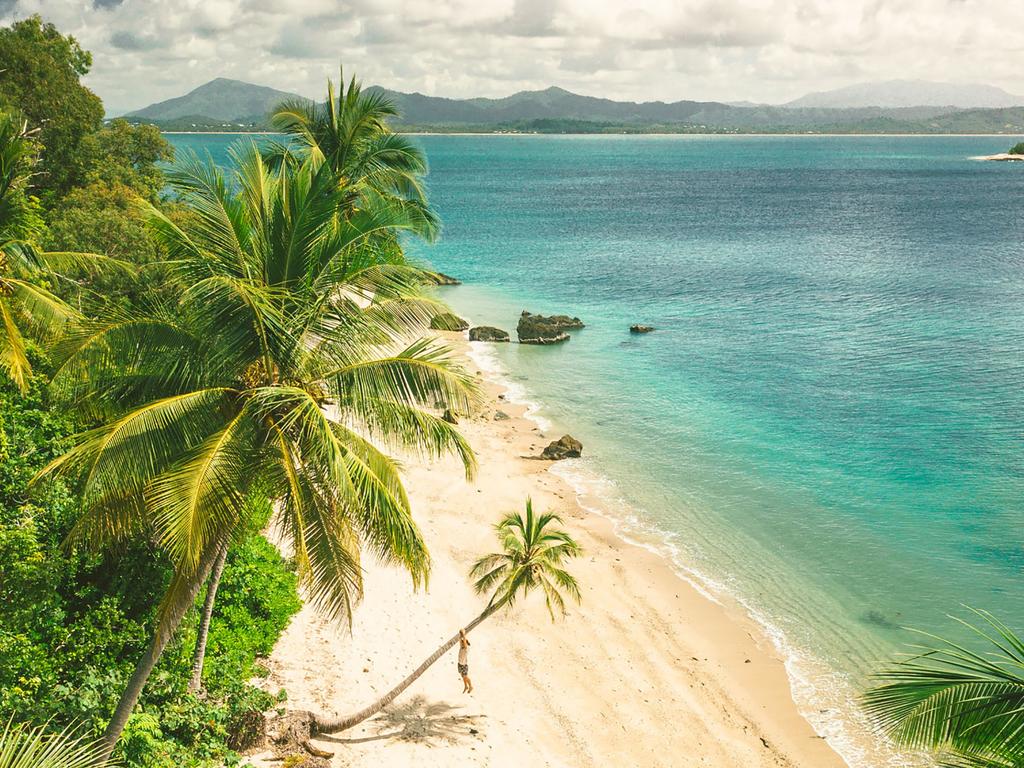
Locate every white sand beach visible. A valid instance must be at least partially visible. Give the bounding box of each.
[250,336,848,768]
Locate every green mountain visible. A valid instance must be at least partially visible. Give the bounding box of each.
[125,77,305,126]
[123,78,1024,134]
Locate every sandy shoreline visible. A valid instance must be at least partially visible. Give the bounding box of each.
[251,333,849,768]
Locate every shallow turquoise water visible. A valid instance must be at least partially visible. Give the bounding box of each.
[167,133,1024,764]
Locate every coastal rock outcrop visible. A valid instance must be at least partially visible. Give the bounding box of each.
[517,311,584,344]
[630,324,655,333]
[430,312,469,331]
[541,434,583,460]
[468,325,510,342]
[430,271,462,285]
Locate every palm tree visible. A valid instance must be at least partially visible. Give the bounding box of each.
[187,74,444,692]
[0,720,110,768]
[269,68,439,242]
[0,112,79,391]
[35,142,479,760]
[312,498,582,735]
[863,609,1024,768]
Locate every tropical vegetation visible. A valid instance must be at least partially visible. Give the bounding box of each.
[865,610,1024,768]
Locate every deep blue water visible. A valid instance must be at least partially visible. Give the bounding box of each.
[167,133,1024,763]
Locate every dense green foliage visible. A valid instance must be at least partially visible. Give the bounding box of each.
[0,16,103,200]
[0,367,301,767]
[0,15,304,768]
[1009,141,1024,155]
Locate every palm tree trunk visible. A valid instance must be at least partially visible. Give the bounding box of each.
[313,601,502,734]
[188,542,228,693]
[99,541,225,761]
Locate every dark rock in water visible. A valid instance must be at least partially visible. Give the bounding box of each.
[493,410,511,421]
[430,271,462,285]
[523,311,585,330]
[442,409,459,424]
[430,312,469,331]
[630,324,655,333]
[469,325,510,342]
[541,434,583,460]
[517,311,583,344]
[861,610,899,630]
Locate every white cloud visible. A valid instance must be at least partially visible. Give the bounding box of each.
[3,0,1024,115]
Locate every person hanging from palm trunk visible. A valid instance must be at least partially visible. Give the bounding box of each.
[458,628,472,693]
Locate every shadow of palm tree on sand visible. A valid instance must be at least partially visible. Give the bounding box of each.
[322,695,485,746]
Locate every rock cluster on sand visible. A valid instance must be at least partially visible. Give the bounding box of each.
[430,312,469,331]
[469,325,510,342]
[442,409,459,424]
[541,434,583,460]
[517,311,584,344]
[630,324,655,333]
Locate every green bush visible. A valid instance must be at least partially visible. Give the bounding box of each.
[1009,142,1024,155]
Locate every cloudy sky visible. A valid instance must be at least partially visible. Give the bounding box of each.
[3,0,1023,115]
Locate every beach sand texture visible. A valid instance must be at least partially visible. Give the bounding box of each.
[250,337,848,768]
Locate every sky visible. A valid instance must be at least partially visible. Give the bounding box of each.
[4,0,1024,115]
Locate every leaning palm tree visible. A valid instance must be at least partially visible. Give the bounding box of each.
[0,112,80,391]
[863,609,1024,768]
[311,499,582,735]
[269,68,439,242]
[0,720,110,768]
[36,143,479,760]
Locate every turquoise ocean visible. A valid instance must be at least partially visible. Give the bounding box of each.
[167,133,1024,766]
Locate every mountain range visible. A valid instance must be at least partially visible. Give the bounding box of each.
[123,78,1024,134]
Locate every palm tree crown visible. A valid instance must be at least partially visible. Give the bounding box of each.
[471,498,583,619]
[863,609,1024,768]
[269,68,438,242]
[42,141,477,625]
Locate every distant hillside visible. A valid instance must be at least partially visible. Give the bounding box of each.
[123,78,1024,134]
[126,77,304,125]
[784,79,1024,109]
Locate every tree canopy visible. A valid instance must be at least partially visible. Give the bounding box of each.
[0,16,104,200]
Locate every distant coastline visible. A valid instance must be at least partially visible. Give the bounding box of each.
[160,128,1024,138]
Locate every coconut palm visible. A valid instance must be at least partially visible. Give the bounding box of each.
[863,609,1024,768]
[269,68,439,242]
[0,112,79,391]
[35,142,479,759]
[0,720,110,768]
[311,498,582,735]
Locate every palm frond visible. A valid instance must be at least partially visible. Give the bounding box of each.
[0,719,110,768]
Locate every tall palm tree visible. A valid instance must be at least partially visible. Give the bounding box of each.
[0,720,110,768]
[863,609,1024,768]
[269,68,439,242]
[187,74,445,693]
[0,112,79,391]
[312,499,582,735]
[35,143,479,759]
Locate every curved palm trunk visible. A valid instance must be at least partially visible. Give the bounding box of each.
[313,601,502,734]
[188,542,229,693]
[100,541,225,761]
